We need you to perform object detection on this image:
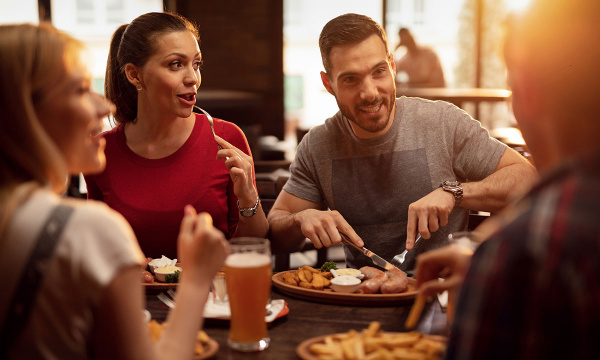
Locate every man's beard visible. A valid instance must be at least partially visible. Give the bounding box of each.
[336,91,396,134]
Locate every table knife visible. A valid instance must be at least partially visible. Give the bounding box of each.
[339,232,401,271]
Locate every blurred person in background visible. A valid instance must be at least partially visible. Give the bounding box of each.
[0,22,229,359]
[394,27,445,89]
[84,12,268,259]
[268,13,536,272]
[416,0,600,358]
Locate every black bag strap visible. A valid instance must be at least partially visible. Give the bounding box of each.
[0,204,74,356]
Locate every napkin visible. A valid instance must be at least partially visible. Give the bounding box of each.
[203,291,286,322]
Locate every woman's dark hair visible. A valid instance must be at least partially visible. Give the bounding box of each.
[105,12,199,125]
[318,13,390,74]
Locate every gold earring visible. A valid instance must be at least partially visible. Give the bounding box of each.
[136,84,142,91]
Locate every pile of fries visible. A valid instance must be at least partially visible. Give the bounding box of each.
[147,320,210,356]
[309,321,446,360]
[282,265,333,290]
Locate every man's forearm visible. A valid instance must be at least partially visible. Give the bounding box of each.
[268,209,309,253]
[462,161,537,212]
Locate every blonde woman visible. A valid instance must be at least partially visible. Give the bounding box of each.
[0,23,228,359]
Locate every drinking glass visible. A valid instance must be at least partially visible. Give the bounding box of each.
[211,271,227,304]
[224,237,272,352]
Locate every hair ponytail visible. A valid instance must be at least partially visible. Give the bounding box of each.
[105,24,137,125]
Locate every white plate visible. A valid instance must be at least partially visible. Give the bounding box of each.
[203,291,288,323]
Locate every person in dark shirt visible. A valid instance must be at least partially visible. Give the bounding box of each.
[416,0,600,358]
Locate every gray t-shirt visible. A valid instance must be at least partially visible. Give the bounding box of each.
[283,97,506,270]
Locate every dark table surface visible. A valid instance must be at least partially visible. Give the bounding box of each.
[146,287,448,359]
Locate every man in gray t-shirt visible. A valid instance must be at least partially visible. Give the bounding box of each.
[267,14,537,271]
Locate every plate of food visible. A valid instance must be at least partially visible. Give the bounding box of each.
[147,320,219,359]
[272,265,418,306]
[142,256,182,292]
[296,321,447,360]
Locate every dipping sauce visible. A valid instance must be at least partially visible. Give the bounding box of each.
[154,265,181,273]
[336,268,361,276]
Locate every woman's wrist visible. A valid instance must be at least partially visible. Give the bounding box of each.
[237,193,259,208]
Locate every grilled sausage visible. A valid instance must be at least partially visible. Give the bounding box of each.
[360,273,387,294]
[380,268,408,294]
[359,266,385,280]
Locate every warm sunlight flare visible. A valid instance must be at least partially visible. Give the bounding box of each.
[505,0,533,13]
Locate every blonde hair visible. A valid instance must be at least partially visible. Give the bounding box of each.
[0,22,81,238]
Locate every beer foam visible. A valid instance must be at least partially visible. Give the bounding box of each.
[225,252,271,268]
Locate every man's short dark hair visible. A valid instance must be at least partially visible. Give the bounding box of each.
[319,13,390,74]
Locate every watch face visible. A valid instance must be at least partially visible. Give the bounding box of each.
[445,180,460,187]
[240,209,256,217]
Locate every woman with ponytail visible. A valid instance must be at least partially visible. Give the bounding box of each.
[84,12,268,259]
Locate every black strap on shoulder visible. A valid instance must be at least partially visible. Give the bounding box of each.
[0,204,74,356]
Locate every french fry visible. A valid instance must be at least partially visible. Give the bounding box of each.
[378,348,396,360]
[321,271,333,280]
[404,292,426,329]
[341,338,357,360]
[302,264,320,273]
[309,343,342,356]
[283,272,298,286]
[194,342,205,356]
[297,269,308,283]
[304,269,314,283]
[311,273,326,290]
[365,321,381,337]
[196,330,209,343]
[353,337,365,359]
[308,321,447,360]
[299,281,312,289]
[392,348,427,360]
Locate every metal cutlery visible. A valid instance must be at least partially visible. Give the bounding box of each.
[194,105,223,150]
[157,292,175,309]
[339,232,401,271]
[392,234,422,269]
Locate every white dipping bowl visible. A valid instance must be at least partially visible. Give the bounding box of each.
[330,275,361,293]
[154,265,182,282]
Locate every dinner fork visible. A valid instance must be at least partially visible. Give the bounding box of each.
[157,292,175,309]
[194,105,223,150]
[392,234,422,268]
[167,289,177,300]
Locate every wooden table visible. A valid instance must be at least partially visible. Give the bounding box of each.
[396,87,512,119]
[146,287,448,359]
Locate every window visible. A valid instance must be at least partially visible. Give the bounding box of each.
[51,0,163,94]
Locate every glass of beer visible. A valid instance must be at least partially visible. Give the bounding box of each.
[224,237,272,351]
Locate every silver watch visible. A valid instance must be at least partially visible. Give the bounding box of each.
[238,197,260,217]
[440,180,463,206]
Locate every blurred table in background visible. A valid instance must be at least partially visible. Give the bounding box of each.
[396,87,512,120]
[489,126,533,163]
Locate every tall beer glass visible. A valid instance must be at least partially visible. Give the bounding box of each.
[225,237,272,351]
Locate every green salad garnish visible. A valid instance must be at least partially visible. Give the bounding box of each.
[320,261,337,272]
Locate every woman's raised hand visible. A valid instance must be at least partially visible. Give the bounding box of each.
[214,135,258,205]
[177,205,230,283]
